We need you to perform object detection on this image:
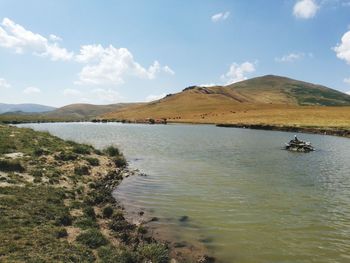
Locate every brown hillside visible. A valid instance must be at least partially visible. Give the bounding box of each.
[101,75,350,128]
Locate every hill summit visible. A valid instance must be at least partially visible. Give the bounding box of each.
[101,75,350,128]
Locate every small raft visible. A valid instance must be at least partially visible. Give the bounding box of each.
[285,136,314,152]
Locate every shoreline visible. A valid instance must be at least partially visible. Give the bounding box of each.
[11,119,350,139]
[113,176,214,262]
[0,124,214,263]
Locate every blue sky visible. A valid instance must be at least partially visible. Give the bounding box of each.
[0,0,350,107]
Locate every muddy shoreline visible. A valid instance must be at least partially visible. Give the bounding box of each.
[113,171,216,263]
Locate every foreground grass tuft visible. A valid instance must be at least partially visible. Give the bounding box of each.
[77,229,108,249]
[138,243,169,263]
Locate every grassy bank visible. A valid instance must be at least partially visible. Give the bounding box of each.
[0,125,172,262]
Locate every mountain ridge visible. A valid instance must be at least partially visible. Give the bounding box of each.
[101,75,350,128]
[0,103,56,114]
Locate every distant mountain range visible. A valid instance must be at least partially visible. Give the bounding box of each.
[0,103,56,114]
[1,75,350,128]
[0,103,143,122]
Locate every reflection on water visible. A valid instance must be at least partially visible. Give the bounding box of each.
[20,123,350,263]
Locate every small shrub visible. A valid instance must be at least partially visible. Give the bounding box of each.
[73,144,92,155]
[93,149,103,155]
[109,219,133,232]
[104,146,120,157]
[85,157,100,166]
[138,243,169,263]
[103,206,114,218]
[74,165,90,176]
[113,156,127,167]
[0,159,25,172]
[50,170,62,178]
[85,188,114,205]
[31,169,43,177]
[48,178,59,184]
[98,246,137,263]
[76,229,108,249]
[55,228,68,238]
[88,182,96,189]
[112,211,125,221]
[137,225,147,235]
[33,148,48,156]
[33,177,42,183]
[55,151,77,161]
[106,170,123,180]
[75,217,99,229]
[56,214,73,226]
[83,206,96,219]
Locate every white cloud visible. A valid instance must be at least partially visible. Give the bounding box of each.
[346,91,350,95]
[91,88,122,102]
[0,18,73,61]
[49,34,62,42]
[275,52,305,62]
[64,87,122,103]
[334,30,350,64]
[0,78,11,89]
[293,0,319,19]
[199,83,218,87]
[145,93,166,102]
[344,77,350,84]
[211,11,230,22]
[63,88,81,96]
[23,86,40,94]
[163,65,175,75]
[220,62,256,85]
[75,44,174,85]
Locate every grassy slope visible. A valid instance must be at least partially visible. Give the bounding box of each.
[102,75,350,129]
[45,103,143,120]
[0,125,169,262]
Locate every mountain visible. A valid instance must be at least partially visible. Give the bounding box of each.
[0,103,56,114]
[101,75,350,128]
[0,103,143,123]
[45,103,142,120]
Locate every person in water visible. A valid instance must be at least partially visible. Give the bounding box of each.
[290,135,299,144]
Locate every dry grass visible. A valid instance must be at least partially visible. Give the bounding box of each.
[102,75,350,129]
[103,96,350,129]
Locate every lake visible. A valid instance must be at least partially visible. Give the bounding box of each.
[19,122,350,263]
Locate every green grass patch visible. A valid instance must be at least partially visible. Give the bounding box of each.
[104,146,120,157]
[137,243,169,263]
[85,157,100,166]
[76,229,108,249]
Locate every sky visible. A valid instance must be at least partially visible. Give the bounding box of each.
[0,0,350,107]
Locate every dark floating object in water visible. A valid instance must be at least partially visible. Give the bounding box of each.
[179,215,189,222]
[285,135,314,152]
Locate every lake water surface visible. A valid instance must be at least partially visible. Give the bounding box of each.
[20,123,350,263]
